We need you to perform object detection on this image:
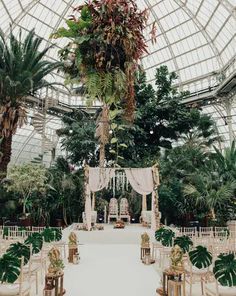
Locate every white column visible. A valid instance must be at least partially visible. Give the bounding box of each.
[151,191,156,231]
[92,192,95,211]
[142,194,147,211]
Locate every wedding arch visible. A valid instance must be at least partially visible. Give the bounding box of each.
[84,165,160,230]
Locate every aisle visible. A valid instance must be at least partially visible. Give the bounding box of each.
[63,243,160,296]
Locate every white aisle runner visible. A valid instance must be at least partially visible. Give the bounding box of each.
[63,244,159,296]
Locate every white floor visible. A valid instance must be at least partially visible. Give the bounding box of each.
[63,244,159,296]
[61,224,159,296]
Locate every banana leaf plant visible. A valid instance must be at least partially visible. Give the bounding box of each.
[174,236,193,253]
[6,242,30,265]
[42,228,55,243]
[213,253,236,287]
[25,233,43,254]
[155,228,175,247]
[0,254,21,283]
[189,245,212,269]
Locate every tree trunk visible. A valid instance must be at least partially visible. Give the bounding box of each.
[99,142,105,167]
[0,134,13,180]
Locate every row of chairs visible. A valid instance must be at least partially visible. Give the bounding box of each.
[0,228,66,296]
[172,226,230,238]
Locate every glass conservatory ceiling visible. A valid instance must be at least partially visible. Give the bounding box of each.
[0,0,235,164]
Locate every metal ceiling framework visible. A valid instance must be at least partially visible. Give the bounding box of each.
[0,0,235,164]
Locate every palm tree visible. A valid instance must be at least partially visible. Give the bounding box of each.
[213,141,236,181]
[0,29,61,179]
[184,169,236,221]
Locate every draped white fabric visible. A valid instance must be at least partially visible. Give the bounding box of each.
[124,168,154,195]
[85,183,92,230]
[85,166,159,231]
[89,167,115,192]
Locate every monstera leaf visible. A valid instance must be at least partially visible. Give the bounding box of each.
[213,253,236,287]
[25,233,43,254]
[6,242,30,265]
[155,227,165,242]
[42,228,55,242]
[189,245,212,269]
[155,228,175,247]
[0,254,21,283]
[174,236,193,253]
[53,229,62,241]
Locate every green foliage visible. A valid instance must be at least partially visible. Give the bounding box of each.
[25,233,43,254]
[58,110,97,166]
[3,227,9,239]
[6,242,30,265]
[47,156,84,224]
[52,228,62,241]
[155,228,175,247]
[213,253,236,287]
[189,246,212,269]
[0,28,61,105]
[7,163,47,215]
[42,228,55,243]
[174,236,193,253]
[52,0,157,127]
[0,254,21,283]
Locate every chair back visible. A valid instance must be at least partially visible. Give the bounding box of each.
[109,198,118,215]
[199,227,213,238]
[32,226,45,233]
[119,198,129,215]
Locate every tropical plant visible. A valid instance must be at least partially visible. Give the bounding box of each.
[6,163,47,215]
[25,233,43,254]
[155,228,175,247]
[189,245,212,269]
[184,170,236,221]
[52,228,62,241]
[0,254,21,283]
[47,157,84,225]
[213,253,236,287]
[174,236,193,253]
[57,111,98,166]
[213,141,236,181]
[0,29,61,179]
[52,0,156,166]
[42,228,55,243]
[6,242,30,265]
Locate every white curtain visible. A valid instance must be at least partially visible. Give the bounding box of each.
[89,167,115,192]
[85,168,115,230]
[124,168,154,195]
[125,168,157,230]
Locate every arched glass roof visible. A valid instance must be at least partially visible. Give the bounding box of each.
[0,0,235,164]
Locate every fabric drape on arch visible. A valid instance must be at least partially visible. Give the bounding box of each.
[84,166,159,230]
